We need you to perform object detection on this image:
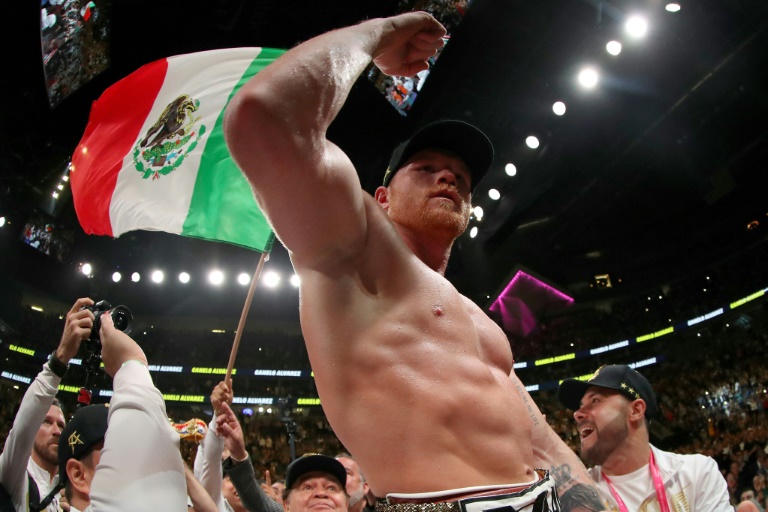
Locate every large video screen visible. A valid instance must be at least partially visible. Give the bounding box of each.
[367,0,474,116]
[21,213,74,262]
[40,0,112,107]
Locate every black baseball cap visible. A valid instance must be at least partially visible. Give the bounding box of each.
[558,365,659,419]
[285,454,347,490]
[58,404,109,485]
[382,120,494,192]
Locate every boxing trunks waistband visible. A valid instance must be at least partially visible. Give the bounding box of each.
[375,469,560,512]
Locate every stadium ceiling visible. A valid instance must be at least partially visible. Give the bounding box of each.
[1,0,767,322]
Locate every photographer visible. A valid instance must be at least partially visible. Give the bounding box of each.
[71,311,187,511]
[0,298,95,512]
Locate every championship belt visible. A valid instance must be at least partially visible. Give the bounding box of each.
[171,418,207,441]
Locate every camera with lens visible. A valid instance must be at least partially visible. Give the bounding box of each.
[76,300,134,407]
[81,300,133,342]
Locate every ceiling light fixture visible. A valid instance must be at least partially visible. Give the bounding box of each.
[505,163,517,177]
[665,3,681,12]
[263,271,280,288]
[552,101,566,116]
[578,68,599,89]
[525,136,540,149]
[209,270,224,286]
[625,16,648,38]
[606,40,622,56]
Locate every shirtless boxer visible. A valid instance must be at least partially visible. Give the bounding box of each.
[224,11,603,511]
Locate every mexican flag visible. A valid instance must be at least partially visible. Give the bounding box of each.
[70,47,285,253]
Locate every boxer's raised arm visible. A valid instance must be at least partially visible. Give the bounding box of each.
[224,13,445,268]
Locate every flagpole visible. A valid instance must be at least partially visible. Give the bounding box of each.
[226,251,269,385]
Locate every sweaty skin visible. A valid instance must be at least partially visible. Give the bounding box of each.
[224,11,602,507]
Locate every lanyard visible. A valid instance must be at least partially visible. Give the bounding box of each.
[602,451,670,512]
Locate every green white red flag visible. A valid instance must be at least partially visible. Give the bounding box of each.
[70,47,284,253]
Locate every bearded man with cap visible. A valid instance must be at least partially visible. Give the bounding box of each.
[224,9,603,512]
[0,298,96,512]
[281,455,348,512]
[558,364,731,511]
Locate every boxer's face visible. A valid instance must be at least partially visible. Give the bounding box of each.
[379,149,472,240]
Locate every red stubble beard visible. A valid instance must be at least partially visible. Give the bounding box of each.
[387,185,471,241]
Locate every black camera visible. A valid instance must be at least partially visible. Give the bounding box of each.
[81,300,133,341]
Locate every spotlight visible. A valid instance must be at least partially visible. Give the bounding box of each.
[525,136,540,149]
[57,184,64,190]
[52,192,59,199]
[552,101,566,116]
[81,263,92,276]
[0,217,5,228]
[209,270,224,286]
[665,3,680,13]
[606,41,622,56]
[179,272,190,284]
[290,274,301,288]
[578,68,599,88]
[625,16,648,38]
[112,272,122,283]
[488,189,501,200]
[238,273,251,286]
[131,272,141,283]
[469,226,478,238]
[263,271,280,288]
[62,175,69,182]
[505,163,517,177]
[151,270,164,283]
[473,206,484,220]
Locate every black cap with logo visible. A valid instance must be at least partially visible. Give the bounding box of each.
[558,364,659,419]
[58,404,109,485]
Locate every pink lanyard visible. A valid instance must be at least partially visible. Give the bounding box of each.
[602,451,670,512]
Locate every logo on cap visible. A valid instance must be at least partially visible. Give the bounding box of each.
[590,365,606,381]
[68,431,84,454]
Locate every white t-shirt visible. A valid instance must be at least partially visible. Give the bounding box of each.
[605,463,663,512]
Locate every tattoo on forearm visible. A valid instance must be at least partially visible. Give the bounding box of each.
[549,463,572,488]
[559,483,604,511]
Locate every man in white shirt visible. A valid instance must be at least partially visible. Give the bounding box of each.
[0,298,95,512]
[558,364,731,511]
[39,310,187,512]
